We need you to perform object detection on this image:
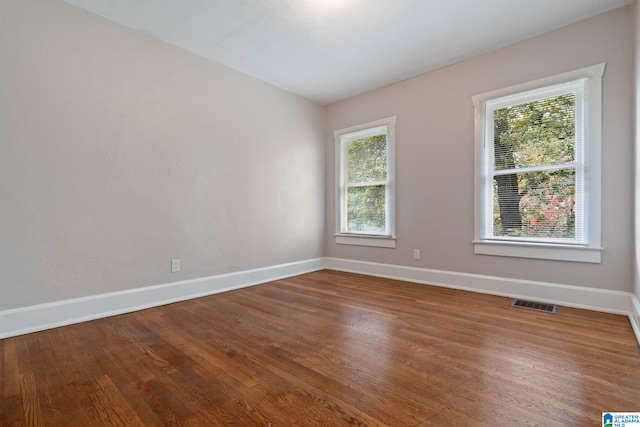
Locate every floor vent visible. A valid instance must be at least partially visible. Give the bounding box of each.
[511,299,557,314]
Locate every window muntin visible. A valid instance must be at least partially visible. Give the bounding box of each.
[336,117,396,240]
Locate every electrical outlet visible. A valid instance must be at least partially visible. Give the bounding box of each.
[413,249,421,260]
[171,259,181,273]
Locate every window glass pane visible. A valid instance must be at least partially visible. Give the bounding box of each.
[347,135,387,183]
[493,169,575,238]
[347,185,386,232]
[494,94,575,170]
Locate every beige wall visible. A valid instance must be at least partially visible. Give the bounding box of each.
[326,6,634,292]
[1,0,636,313]
[0,0,325,310]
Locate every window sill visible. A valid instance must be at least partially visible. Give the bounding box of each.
[473,240,602,263]
[335,234,396,248]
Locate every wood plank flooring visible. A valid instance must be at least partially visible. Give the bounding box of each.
[1,270,639,426]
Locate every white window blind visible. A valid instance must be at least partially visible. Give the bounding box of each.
[480,79,588,244]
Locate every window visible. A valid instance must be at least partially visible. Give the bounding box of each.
[335,116,396,248]
[472,64,605,263]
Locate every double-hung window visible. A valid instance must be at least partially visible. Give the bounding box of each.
[335,116,396,248]
[473,64,604,263]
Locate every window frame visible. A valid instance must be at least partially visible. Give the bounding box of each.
[334,116,397,248]
[472,64,605,263]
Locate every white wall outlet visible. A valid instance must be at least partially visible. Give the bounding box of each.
[413,249,421,260]
[171,259,181,272]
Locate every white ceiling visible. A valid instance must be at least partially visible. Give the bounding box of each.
[63,0,632,104]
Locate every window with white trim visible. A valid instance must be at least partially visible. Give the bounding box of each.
[472,64,604,263]
[335,117,396,248]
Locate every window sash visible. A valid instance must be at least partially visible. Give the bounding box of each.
[487,166,579,243]
[339,127,391,236]
[480,80,586,245]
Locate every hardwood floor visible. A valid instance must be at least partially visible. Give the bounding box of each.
[1,270,639,426]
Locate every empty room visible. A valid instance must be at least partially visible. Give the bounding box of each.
[1,0,640,426]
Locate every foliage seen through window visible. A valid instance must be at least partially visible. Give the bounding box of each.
[492,94,577,239]
[346,135,387,233]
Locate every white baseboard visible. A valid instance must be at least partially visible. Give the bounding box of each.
[325,257,633,316]
[631,294,640,347]
[0,258,325,340]
[3,257,638,348]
